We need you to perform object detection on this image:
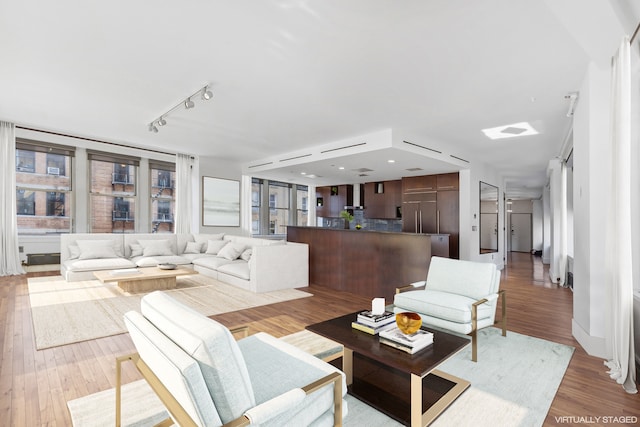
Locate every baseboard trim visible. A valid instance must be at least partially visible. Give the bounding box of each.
[572,319,607,358]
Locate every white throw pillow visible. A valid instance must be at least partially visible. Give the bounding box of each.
[240,248,252,262]
[129,243,143,257]
[205,240,228,255]
[218,242,246,261]
[183,241,203,254]
[77,240,119,260]
[68,244,81,260]
[138,239,174,257]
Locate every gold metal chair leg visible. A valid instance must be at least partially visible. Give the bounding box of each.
[499,289,507,337]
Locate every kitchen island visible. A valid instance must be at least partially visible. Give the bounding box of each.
[286,226,448,301]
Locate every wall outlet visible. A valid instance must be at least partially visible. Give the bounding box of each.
[19,246,24,253]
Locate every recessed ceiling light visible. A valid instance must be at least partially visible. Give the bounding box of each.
[300,172,306,175]
[482,122,538,140]
[387,159,395,163]
[338,166,345,170]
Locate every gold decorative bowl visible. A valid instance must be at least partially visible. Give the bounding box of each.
[395,312,422,334]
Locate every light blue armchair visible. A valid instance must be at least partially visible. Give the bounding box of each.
[394,256,506,362]
[117,291,346,426]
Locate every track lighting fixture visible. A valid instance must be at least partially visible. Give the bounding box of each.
[202,86,213,100]
[147,83,213,132]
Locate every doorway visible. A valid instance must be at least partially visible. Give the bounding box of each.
[510,213,532,253]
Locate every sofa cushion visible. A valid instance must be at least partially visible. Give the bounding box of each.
[124,311,222,426]
[240,248,252,261]
[192,255,234,270]
[426,256,497,300]
[138,239,174,257]
[129,243,143,257]
[217,261,250,280]
[68,244,81,260]
[205,240,228,255]
[141,291,256,424]
[238,332,347,427]
[218,242,246,261]
[77,240,120,260]
[64,258,136,272]
[394,289,493,323]
[183,241,203,254]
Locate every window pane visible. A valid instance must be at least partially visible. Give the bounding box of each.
[297,185,308,226]
[16,150,35,173]
[268,182,290,235]
[90,195,136,233]
[151,166,175,233]
[91,160,136,195]
[16,189,72,234]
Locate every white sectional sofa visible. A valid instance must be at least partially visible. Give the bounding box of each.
[60,233,309,292]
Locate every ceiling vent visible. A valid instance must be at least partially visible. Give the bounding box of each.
[320,142,367,154]
[406,167,424,172]
[279,154,312,162]
[501,126,527,135]
[402,140,442,154]
[352,168,374,173]
[359,173,369,177]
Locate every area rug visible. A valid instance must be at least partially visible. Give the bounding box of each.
[28,275,312,350]
[67,327,573,427]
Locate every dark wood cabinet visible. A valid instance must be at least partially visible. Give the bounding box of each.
[402,175,437,193]
[401,173,459,258]
[436,173,459,190]
[316,185,353,217]
[363,180,401,219]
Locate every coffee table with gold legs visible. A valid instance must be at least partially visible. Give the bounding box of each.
[307,311,470,427]
[93,266,198,293]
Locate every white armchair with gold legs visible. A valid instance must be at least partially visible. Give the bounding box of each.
[116,291,346,427]
[394,256,506,362]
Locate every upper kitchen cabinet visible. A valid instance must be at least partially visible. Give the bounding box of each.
[316,185,353,218]
[363,180,402,219]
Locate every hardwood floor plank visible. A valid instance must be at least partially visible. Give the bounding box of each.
[1,255,639,426]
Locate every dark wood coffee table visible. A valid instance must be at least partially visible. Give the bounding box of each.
[307,312,470,427]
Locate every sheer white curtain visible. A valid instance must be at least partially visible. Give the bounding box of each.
[604,36,637,394]
[175,153,193,234]
[0,121,25,276]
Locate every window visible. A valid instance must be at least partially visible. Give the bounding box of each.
[16,140,73,234]
[268,181,290,235]
[150,161,175,233]
[46,192,65,216]
[297,185,308,226]
[46,153,66,175]
[250,179,308,236]
[89,151,138,233]
[251,178,262,234]
[16,150,35,172]
[16,190,35,215]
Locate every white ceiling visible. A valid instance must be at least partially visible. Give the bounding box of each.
[1,1,638,198]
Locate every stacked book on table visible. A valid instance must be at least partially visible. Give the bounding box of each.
[379,327,434,354]
[351,310,396,335]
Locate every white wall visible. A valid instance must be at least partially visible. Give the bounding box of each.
[532,199,544,252]
[571,61,611,358]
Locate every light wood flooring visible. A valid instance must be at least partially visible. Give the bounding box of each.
[1,253,638,426]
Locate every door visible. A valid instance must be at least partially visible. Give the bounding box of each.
[437,190,459,258]
[510,213,532,253]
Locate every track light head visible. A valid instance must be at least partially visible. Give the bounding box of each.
[184,98,195,109]
[148,123,158,133]
[157,117,167,126]
[202,86,213,100]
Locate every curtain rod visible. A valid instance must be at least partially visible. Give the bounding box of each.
[631,20,640,45]
[15,125,191,158]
